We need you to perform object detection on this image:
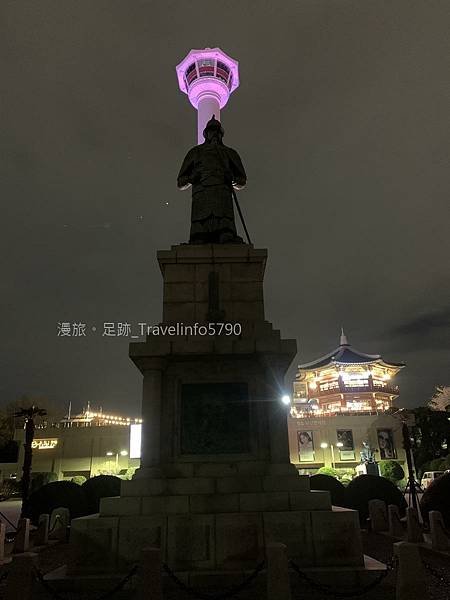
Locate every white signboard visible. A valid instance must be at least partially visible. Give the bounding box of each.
[129,424,142,459]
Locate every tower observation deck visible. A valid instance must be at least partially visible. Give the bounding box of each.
[176,47,239,143]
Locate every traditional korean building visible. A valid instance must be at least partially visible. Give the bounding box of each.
[288,330,407,474]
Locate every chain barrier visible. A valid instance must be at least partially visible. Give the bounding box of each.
[33,565,138,600]
[0,510,18,532]
[163,560,266,600]
[289,556,397,598]
[48,516,63,535]
[422,561,450,587]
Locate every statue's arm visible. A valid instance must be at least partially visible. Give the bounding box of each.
[228,149,247,190]
[177,149,195,190]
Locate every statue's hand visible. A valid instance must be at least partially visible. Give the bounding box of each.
[177,176,191,190]
[232,178,246,190]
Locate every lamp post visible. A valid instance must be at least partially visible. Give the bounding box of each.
[106,450,128,473]
[320,442,328,466]
[320,441,344,469]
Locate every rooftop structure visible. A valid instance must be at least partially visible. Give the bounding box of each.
[291,329,405,417]
[59,404,142,428]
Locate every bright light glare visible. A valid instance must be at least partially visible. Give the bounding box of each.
[336,442,344,448]
[281,394,291,405]
[320,442,328,449]
[106,451,114,456]
[129,423,142,459]
[120,450,128,456]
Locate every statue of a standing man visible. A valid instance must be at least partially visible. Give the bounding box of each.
[177,116,247,244]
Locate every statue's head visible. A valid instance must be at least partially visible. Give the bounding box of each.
[203,115,224,143]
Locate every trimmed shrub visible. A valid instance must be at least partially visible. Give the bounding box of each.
[120,467,137,480]
[379,461,405,484]
[420,472,450,528]
[30,472,58,494]
[317,467,339,478]
[82,475,121,513]
[346,474,407,525]
[310,474,347,507]
[26,481,89,525]
[71,476,87,486]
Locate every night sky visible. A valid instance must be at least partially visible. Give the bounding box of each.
[1,1,449,416]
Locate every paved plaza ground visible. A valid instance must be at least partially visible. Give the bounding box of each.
[1,527,449,600]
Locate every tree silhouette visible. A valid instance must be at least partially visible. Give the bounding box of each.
[15,405,47,518]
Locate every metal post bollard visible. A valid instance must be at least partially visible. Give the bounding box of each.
[406,507,424,543]
[35,513,50,546]
[394,541,429,600]
[388,504,404,539]
[13,518,30,553]
[0,522,6,564]
[266,543,291,600]
[429,510,450,551]
[137,547,163,600]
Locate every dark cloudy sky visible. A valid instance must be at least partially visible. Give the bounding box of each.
[1,1,449,415]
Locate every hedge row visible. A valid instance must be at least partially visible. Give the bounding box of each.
[25,475,121,524]
[310,473,407,524]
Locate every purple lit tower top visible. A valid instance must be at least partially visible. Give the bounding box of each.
[176,47,239,144]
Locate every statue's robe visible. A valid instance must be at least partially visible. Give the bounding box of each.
[177,142,247,243]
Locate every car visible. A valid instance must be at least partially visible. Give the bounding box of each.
[421,471,445,489]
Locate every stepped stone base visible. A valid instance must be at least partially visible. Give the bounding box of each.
[70,466,363,573]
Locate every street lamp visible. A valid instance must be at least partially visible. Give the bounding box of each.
[281,394,291,406]
[321,442,344,469]
[106,450,128,472]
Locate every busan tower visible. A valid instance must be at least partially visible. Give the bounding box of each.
[176,47,239,143]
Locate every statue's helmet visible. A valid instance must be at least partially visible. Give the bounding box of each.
[203,115,224,139]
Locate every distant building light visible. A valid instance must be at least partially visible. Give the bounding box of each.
[31,439,58,450]
[129,423,142,459]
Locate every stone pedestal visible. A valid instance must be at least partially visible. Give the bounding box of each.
[71,244,365,573]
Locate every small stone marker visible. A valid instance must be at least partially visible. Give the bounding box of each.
[49,507,70,541]
[368,499,388,532]
[394,541,429,600]
[4,552,38,600]
[266,543,292,600]
[13,517,30,553]
[137,547,163,600]
[429,510,450,551]
[406,507,424,543]
[388,504,404,538]
[35,513,50,546]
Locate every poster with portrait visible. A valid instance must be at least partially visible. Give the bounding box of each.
[336,429,355,460]
[298,430,315,462]
[377,429,396,459]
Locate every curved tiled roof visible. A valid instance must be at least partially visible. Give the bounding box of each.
[298,333,405,371]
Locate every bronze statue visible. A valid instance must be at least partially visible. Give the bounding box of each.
[177,116,247,244]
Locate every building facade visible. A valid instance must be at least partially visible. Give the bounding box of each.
[288,331,407,475]
[0,407,142,482]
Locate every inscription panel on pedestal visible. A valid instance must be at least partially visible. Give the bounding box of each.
[180,382,250,454]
